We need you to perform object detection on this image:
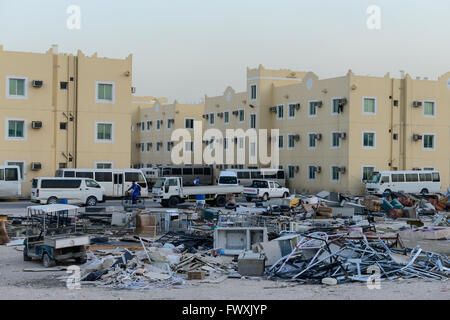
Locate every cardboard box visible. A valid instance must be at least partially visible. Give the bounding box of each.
[188,271,206,280]
[136,226,157,238]
[136,214,156,227]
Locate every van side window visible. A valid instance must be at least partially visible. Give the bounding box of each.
[172,168,182,175]
[392,174,405,183]
[76,172,93,179]
[405,174,419,182]
[41,180,82,188]
[432,173,440,182]
[381,176,390,184]
[0,169,4,180]
[64,171,75,177]
[203,167,211,175]
[183,168,193,175]
[125,172,140,182]
[86,180,101,188]
[251,171,262,179]
[5,168,18,181]
[194,168,203,175]
[238,171,250,179]
[95,172,112,182]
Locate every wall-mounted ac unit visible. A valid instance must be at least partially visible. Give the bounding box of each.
[413,134,423,141]
[136,143,142,148]
[315,166,322,173]
[232,111,239,116]
[339,167,347,174]
[217,112,224,118]
[295,166,300,173]
[294,134,300,141]
[313,101,323,108]
[31,121,43,129]
[269,106,277,113]
[295,103,301,110]
[131,87,136,94]
[315,134,322,140]
[32,80,43,88]
[339,132,347,139]
[338,98,348,106]
[136,122,141,127]
[202,114,209,119]
[31,162,42,171]
[412,101,422,108]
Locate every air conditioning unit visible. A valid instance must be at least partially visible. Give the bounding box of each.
[31,162,42,171]
[269,106,277,113]
[202,114,209,119]
[338,98,348,106]
[131,87,136,94]
[217,112,224,118]
[295,166,300,173]
[148,121,153,126]
[294,134,300,141]
[295,103,301,110]
[412,101,422,108]
[31,121,43,129]
[136,143,142,148]
[160,120,164,125]
[232,111,239,116]
[413,134,423,141]
[315,166,322,173]
[32,80,43,88]
[313,101,323,108]
[339,132,347,139]
[136,122,141,127]
[339,167,347,174]
[315,134,322,140]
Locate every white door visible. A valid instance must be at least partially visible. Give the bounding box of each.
[113,173,124,197]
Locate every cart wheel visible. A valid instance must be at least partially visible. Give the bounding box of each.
[23,247,32,261]
[43,253,56,268]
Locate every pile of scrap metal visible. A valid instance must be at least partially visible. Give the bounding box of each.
[265,231,449,284]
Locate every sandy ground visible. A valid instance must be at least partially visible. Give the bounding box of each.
[0,245,448,300]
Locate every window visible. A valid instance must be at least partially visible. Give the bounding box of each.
[59,163,67,169]
[288,135,295,150]
[185,118,194,129]
[362,166,376,181]
[223,138,229,150]
[250,114,256,129]
[419,173,432,182]
[331,98,341,114]
[60,122,67,130]
[96,163,112,169]
[183,168,193,175]
[391,174,405,183]
[405,173,419,182]
[277,105,284,120]
[309,101,318,117]
[95,172,113,182]
[331,132,340,148]
[209,113,215,125]
[238,137,244,149]
[278,135,284,150]
[238,109,245,122]
[7,120,25,139]
[156,120,161,130]
[167,119,173,129]
[60,82,68,90]
[167,142,172,152]
[125,172,142,182]
[423,101,435,117]
[76,172,94,179]
[96,122,113,142]
[156,143,161,152]
[308,166,316,180]
[432,172,440,182]
[41,179,82,189]
[288,165,295,180]
[331,166,340,182]
[288,104,296,119]
[6,161,24,180]
[250,84,257,100]
[224,111,230,124]
[363,97,376,114]
[423,134,435,150]
[147,121,151,131]
[250,142,256,157]
[86,180,102,188]
[96,82,115,103]
[7,77,27,98]
[308,133,316,148]
[64,171,75,177]
[363,131,376,149]
[237,171,250,179]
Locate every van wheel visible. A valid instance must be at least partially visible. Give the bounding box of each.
[47,197,58,205]
[86,196,97,207]
[168,196,180,208]
[384,189,392,194]
[43,253,56,268]
[215,195,226,207]
[262,193,269,201]
[161,200,169,208]
[283,192,290,199]
[420,189,429,195]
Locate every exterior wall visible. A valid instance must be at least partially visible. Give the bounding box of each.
[0,45,134,197]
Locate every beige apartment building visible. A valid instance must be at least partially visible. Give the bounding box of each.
[131,98,205,168]
[0,45,135,196]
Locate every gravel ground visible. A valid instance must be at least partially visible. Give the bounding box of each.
[0,245,448,300]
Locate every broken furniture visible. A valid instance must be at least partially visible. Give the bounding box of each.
[214,227,268,255]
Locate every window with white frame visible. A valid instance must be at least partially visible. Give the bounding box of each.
[277,105,284,120]
[147,142,151,152]
[223,138,229,150]
[331,98,341,114]
[141,122,145,131]
[250,84,257,100]
[308,165,316,181]
[185,118,194,129]
[278,135,284,149]
[156,142,161,152]
[96,82,115,103]
[362,131,376,149]
[141,143,145,153]
[156,120,161,130]
[423,134,435,150]
[423,101,436,117]
[288,135,295,150]
[96,162,112,169]
[209,113,215,125]
[238,109,245,122]
[250,114,256,129]
[6,161,25,180]
[331,132,340,148]
[363,97,376,114]
[288,165,295,180]
[224,111,230,124]
[308,133,316,148]
[331,166,340,182]
[6,119,26,140]
[7,77,27,99]
[288,104,296,119]
[167,119,174,129]
[95,122,113,142]
[309,101,318,117]
[362,166,376,182]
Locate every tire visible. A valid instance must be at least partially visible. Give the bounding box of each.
[283,192,290,199]
[215,195,226,207]
[42,253,56,268]
[23,247,32,261]
[161,200,169,208]
[420,189,429,195]
[86,196,97,207]
[168,196,180,208]
[262,193,269,201]
[47,197,58,205]
[384,189,392,194]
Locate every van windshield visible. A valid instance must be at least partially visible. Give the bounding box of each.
[219,176,237,185]
[154,178,165,188]
[370,173,381,184]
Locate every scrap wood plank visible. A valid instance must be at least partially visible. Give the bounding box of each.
[24,267,67,272]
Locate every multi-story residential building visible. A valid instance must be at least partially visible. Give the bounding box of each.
[0,45,135,196]
[131,99,205,168]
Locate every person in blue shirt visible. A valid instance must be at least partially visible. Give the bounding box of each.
[128,181,141,204]
[194,178,205,207]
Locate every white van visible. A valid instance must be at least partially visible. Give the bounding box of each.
[365,170,441,195]
[31,178,106,206]
[217,171,239,186]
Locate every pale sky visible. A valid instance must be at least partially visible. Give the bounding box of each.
[1,0,449,103]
